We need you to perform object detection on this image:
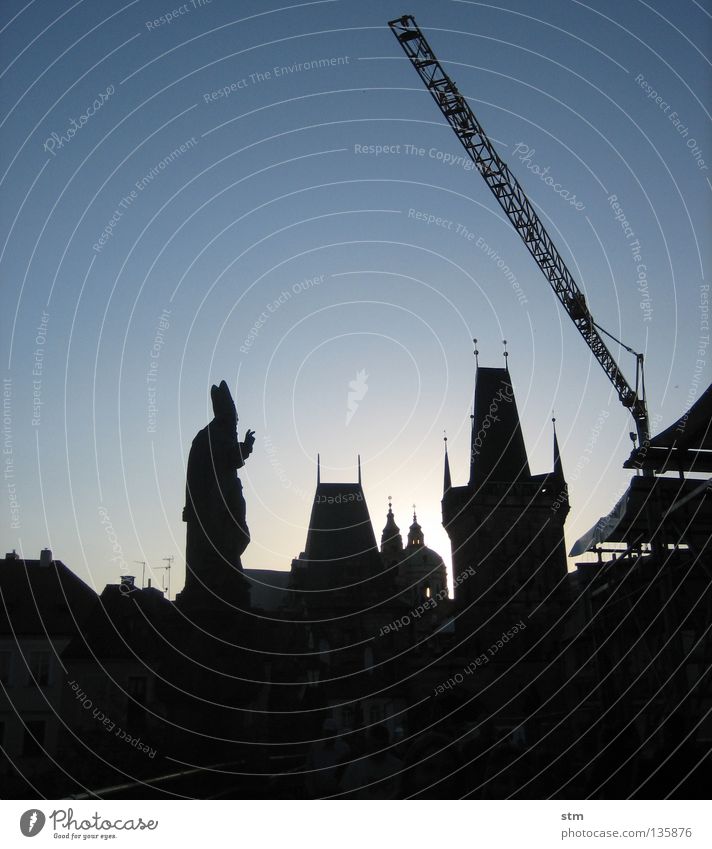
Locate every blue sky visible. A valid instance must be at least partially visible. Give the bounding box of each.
[1,0,710,595]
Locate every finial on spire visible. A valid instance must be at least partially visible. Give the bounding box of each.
[317,453,320,484]
[473,337,479,368]
[388,494,393,513]
[412,503,417,522]
[503,339,509,368]
[357,453,361,484]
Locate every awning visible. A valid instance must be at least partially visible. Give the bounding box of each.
[570,475,712,556]
[569,489,629,556]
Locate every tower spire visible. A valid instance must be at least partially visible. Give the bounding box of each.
[469,358,530,486]
[317,453,320,484]
[408,505,423,547]
[381,495,403,556]
[357,454,361,484]
[552,416,564,479]
[443,431,451,493]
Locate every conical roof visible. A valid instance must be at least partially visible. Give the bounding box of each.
[469,366,530,485]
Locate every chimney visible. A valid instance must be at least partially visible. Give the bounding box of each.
[39,548,53,567]
[5,549,20,560]
[119,575,136,594]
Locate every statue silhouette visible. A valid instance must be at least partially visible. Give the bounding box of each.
[180,380,255,608]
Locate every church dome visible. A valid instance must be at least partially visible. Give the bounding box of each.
[400,509,448,600]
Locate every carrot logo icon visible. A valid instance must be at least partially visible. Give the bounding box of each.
[20,810,46,837]
[346,369,368,426]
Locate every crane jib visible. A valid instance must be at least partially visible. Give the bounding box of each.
[388,15,650,447]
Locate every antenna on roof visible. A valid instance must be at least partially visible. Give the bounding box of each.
[357,454,362,484]
[133,560,146,589]
[317,453,321,484]
[157,556,174,599]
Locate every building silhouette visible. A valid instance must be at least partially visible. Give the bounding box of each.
[1,367,710,799]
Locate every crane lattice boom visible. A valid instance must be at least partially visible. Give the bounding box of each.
[389,14,650,446]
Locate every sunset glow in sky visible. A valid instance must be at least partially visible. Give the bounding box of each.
[2,0,710,595]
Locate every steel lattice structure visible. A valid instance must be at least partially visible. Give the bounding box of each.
[389,14,650,447]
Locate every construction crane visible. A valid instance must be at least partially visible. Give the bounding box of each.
[388,14,651,450]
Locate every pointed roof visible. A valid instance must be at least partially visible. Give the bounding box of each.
[443,438,452,493]
[303,480,379,563]
[553,417,564,479]
[0,556,97,635]
[382,499,400,537]
[381,499,403,552]
[407,509,424,548]
[469,366,531,486]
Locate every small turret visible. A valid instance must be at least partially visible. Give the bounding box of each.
[443,434,452,493]
[407,508,424,548]
[553,417,564,480]
[381,498,403,560]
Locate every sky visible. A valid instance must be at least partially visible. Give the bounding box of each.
[1,0,710,597]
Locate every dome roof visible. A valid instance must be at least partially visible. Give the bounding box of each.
[382,502,400,537]
[400,544,444,569]
[381,499,403,553]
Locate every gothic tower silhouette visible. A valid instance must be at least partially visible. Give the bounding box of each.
[442,360,569,636]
